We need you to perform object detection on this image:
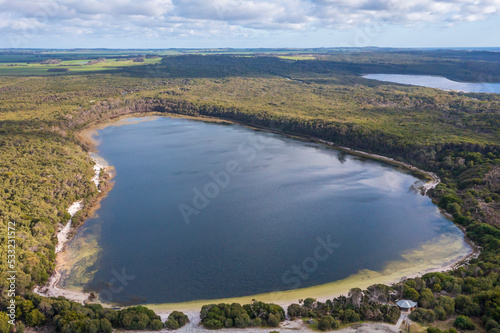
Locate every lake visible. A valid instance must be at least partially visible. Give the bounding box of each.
[61,117,470,305]
[363,74,500,93]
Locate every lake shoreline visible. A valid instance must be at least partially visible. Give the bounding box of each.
[33,156,108,303]
[33,113,233,305]
[362,73,500,94]
[42,112,478,312]
[146,233,477,313]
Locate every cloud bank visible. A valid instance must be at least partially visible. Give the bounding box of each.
[0,0,499,47]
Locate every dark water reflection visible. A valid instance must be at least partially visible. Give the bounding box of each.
[64,117,467,304]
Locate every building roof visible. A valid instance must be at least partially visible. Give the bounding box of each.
[396,300,417,308]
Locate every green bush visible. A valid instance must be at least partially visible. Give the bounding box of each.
[117,306,161,330]
[204,318,223,329]
[223,318,233,328]
[486,319,499,331]
[251,317,262,326]
[99,319,112,333]
[267,314,280,328]
[454,315,475,330]
[404,287,420,301]
[432,284,442,293]
[427,328,442,333]
[409,308,436,323]
[201,302,284,329]
[165,318,179,329]
[304,298,316,308]
[343,309,360,323]
[287,303,305,318]
[439,194,462,208]
[235,313,250,328]
[318,316,334,331]
[164,311,188,329]
[434,306,447,321]
[25,309,46,327]
[15,322,25,333]
[149,319,163,330]
[419,288,435,308]
[0,312,12,333]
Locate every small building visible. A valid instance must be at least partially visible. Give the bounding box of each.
[396,300,417,311]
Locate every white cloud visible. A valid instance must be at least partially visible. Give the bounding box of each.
[0,0,499,46]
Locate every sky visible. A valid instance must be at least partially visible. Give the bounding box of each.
[0,0,500,49]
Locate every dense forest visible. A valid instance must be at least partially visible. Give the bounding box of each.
[0,49,499,332]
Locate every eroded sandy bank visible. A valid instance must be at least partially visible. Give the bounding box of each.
[34,156,106,303]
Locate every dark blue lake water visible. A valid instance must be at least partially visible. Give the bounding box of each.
[64,117,467,304]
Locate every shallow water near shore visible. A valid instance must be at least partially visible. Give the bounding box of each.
[60,116,470,306]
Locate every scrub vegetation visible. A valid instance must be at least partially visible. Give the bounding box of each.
[287,293,401,330]
[11,293,183,332]
[200,301,285,329]
[0,48,499,332]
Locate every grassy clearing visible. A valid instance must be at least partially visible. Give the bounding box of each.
[278,55,317,60]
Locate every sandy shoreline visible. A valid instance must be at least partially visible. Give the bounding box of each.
[145,232,475,313]
[54,200,83,253]
[34,156,106,304]
[37,113,478,317]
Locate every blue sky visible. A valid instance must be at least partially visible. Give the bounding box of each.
[1,0,499,48]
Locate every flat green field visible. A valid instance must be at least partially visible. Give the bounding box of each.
[0,57,162,75]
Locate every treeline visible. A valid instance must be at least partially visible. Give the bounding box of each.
[0,132,98,292]
[200,301,285,329]
[286,290,400,331]
[282,258,500,331]
[399,264,500,332]
[0,292,188,332]
[156,53,500,82]
[86,58,106,66]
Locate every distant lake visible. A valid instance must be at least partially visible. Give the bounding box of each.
[363,74,500,93]
[62,117,469,305]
